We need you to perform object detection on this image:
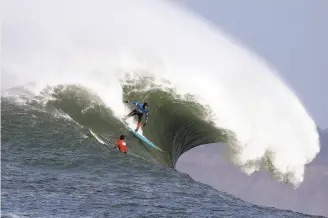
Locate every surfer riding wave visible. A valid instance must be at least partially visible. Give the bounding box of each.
[123,100,149,132]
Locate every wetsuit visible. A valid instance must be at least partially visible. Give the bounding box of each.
[126,100,149,124]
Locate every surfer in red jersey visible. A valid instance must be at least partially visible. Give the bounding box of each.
[114,135,127,153]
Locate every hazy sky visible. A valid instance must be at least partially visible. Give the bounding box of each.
[180,0,328,128]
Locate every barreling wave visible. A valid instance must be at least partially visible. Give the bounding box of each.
[2,0,320,188]
[121,77,229,165]
[2,77,229,167]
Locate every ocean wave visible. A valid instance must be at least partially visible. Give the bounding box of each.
[2,0,320,187]
[2,81,228,167]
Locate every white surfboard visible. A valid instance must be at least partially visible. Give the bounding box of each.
[89,129,107,145]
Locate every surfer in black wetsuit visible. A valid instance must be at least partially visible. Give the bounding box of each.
[123,100,149,132]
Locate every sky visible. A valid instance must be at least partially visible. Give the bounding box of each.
[180,0,328,128]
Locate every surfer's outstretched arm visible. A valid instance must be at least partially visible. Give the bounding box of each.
[124,100,138,105]
[143,112,149,127]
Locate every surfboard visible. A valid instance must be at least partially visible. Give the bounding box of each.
[122,120,164,152]
[89,129,107,145]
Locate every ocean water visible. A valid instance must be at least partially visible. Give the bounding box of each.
[1,96,322,218]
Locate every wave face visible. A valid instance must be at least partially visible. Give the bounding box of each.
[2,0,320,187]
[2,82,226,167]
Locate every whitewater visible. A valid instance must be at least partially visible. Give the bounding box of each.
[2,0,320,187]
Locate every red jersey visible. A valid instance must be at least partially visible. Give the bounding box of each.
[115,139,127,153]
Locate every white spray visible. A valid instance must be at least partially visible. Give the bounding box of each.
[2,0,320,187]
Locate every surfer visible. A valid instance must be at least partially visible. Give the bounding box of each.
[114,135,127,153]
[123,100,149,132]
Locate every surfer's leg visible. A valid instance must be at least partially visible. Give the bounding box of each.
[124,109,137,120]
[135,113,143,132]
